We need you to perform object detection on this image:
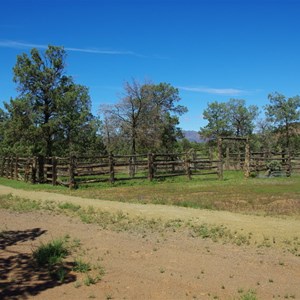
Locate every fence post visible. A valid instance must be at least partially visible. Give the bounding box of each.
[69,155,76,189]
[244,138,251,178]
[185,152,192,180]
[217,137,223,180]
[286,150,292,177]
[109,152,115,184]
[225,145,230,170]
[38,155,45,183]
[129,155,136,178]
[14,157,18,180]
[31,157,37,184]
[0,157,4,177]
[52,156,57,185]
[6,157,10,179]
[148,153,154,181]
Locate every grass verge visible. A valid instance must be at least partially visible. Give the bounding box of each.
[1,194,299,255]
[0,171,299,216]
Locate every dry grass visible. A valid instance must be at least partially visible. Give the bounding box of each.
[0,171,299,217]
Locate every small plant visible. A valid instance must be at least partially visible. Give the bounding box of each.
[267,160,282,172]
[84,274,97,286]
[73,259,91,273]
[33,238,69,268]
[105,294,113,300]
[240,289,257,300]
[58,202,81,212]
[74,281,82,288]
[56,266,67,282]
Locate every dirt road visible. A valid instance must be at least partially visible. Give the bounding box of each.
[1,185,300,299]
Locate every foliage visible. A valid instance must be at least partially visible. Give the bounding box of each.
[265,92,300,150]
[199,99,258,143]
[2,45,105,157]
[100,80,187,154]
[266,160,282,172]
[33,237,69,268]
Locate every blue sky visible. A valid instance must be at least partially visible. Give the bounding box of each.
[1,0,300,130]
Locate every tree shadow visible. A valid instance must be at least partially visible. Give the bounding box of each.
[0,228,76,299]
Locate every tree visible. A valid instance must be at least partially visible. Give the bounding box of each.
[2,96,41,156]
[265,92,300,150]
[200,99,258,140]
[55,83,103,155]
[227,99,258,137]
[0,108,9,155]
[254,118,277,152]
[199,101,231,140]
[10,45,104,156]
[138,82,187,152]
[101,80,187,154]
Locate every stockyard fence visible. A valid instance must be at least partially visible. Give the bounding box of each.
[0,151,222,188]
[0,149,299,189]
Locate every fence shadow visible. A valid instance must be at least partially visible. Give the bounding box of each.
[0,228,76,299]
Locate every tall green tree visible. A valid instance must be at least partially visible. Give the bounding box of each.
[55,83,104,155]
[227,99,258,137]
[13,45,70,156]
[2,96,40,155]
[265,92,300,150]
[199,101,231,140]
[9,45,104,156]
[0,108,9,155]
[200,99,258,140]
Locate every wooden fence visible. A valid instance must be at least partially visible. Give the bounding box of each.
[0,152,222,188]
[249,151,300,177]
[1,150,299,188]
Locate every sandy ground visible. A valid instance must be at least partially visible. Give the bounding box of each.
[0,185,300,299]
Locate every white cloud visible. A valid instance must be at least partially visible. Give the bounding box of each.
[179,86,247,96]
[0,40,144,57]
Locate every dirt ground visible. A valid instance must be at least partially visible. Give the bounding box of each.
[0,185,300,299]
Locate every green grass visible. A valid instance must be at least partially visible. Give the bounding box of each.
[239,289,257,300]
[31,235,105,284]
[32,236,71,282]
[73,259,91,273]
[1,171,299,216]
[0,194,42,211]
[33,237,69,268]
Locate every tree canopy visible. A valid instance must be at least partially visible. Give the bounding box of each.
[1,45,104,157]
[1,45,300,158]
[100,80,187,154]
[265,92,300,150]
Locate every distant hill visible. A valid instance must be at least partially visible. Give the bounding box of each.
[182,130,205,143]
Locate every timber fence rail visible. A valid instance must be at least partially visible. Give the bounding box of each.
[1,151,299,188]
[0,152,222,188]
[248,151,300,177]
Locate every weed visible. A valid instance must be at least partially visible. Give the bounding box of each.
[56,266,67,282]
[73,259,91,273]
[58,202,81,212]
[0,194,41,212]
[84,274,97,286]
[33,238,69,268]
[191,223,250,245]
[74,281,82,288]
[239,289,257,300]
